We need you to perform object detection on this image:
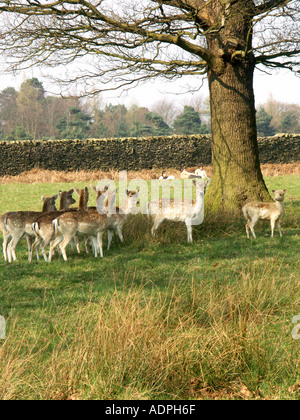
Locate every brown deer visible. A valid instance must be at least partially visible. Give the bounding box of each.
[48,187,111,262]
[5,194,59,263]
[48,188,140,262]
[242,189,287,238]
[30,189,77,262]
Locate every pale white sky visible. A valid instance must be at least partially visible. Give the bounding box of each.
[0,66,299,110]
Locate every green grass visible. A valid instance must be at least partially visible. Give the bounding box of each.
[0,175,299,400]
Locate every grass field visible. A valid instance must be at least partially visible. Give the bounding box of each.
[0,170,299,400]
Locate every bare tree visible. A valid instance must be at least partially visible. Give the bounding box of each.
[0,0,299,211]
[150,98,181,127]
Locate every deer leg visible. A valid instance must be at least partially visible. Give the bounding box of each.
[276,220,282,237]
[116,225,124,243]
[248,217,258,239]
[84,236,90,254]
[185,219,193,243]
[30,236,41,263]
[3,233,11,262]
[151,217,163,237]
[107,230,113,250]
[24,235,35,262]
[97,232,104,258]
[245,223,250,239]
[270,219,275,238]
[39,233,55,262]
[48,235,63,262]
[89,236,98,257]
[58,236,74,262]
[73,236,81,254]
[7,231,23,263]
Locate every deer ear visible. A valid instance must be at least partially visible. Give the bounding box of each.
[59,190,62,196]
[68,189,74,195]
[90,185,97,193]
[283,189,287,193]
[74,188,80,195]
[41,196,46,202]
[272,190,275,193]
[53,194,58,201]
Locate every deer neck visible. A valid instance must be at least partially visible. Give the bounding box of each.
[96,195,107,214]
[59,198,70,211]
[194,189,204,209]
[275,200,284,212]
[119,196,130,214]
[42,201,57,212]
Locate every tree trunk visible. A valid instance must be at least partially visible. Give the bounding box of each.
[204,3,271,213]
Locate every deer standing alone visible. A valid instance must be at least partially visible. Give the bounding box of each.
[148,180,205,243]
[242,189,287,238]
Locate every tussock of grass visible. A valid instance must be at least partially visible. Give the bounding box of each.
[0,267,299,400]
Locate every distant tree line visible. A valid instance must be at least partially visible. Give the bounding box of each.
[0,78,210,141]
[256,97,300,136]
[0,78,299,141]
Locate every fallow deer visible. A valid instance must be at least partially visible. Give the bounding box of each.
[242,189,287,238]
[105,188,140,250]
[148,180,205,243]
[30,189,77,262]
[5,194,59,263]
[48,187,111,262]
[48,188,140,261]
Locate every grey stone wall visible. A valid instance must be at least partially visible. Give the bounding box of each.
[0,134,298,176]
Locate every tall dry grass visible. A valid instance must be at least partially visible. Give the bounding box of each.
[0,163,299,184]
[0,264,299,400]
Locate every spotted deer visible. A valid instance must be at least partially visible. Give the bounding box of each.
[5,194,59,263]
[242,189,287,238]
[48,187,112,262]
[30,189,77,262]
[48,188,140,262]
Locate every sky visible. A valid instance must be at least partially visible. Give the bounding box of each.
[0,66,300,111]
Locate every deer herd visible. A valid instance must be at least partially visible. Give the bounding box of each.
[0,180,287,264]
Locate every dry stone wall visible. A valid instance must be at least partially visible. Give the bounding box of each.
[0,134,298,176]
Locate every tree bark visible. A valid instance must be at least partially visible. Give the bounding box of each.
[204,2,272,213]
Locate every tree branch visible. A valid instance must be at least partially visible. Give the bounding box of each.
[253,0,294,16]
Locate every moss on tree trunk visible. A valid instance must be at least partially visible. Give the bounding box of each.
[204,3,271,213]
